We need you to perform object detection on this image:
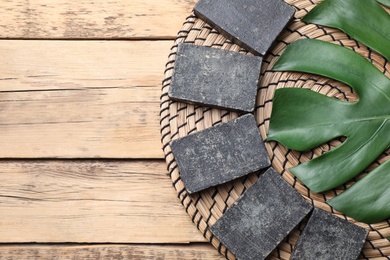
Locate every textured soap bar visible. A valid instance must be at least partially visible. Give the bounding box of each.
[170,114,270,194]
[291,208,368,260]
[194,0,295,55]
[210,167,313,260]
[168,44,262,112]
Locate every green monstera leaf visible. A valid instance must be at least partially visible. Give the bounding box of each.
[269,39,390,223]
[267,39,390,223]
[268,39,390,193]
[302,0,390,61]
[268,0,390,224]
[329,158,390,223]
[377,0,390,7]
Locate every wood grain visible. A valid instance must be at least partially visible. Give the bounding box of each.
[0,40,171,158]
[0,244,224,260]
[0,0,196,39]
[0,40,171,92]
[0,160,205,243]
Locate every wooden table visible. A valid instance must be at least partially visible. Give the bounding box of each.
[0,0,225,258]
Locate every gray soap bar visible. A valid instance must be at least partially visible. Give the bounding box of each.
[170,114,270,194]
[210,167,313,260]
[291,208,368,260]
[194,0,295,55]
[168,44,262,113]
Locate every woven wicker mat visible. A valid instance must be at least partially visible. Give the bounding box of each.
[160,0,390,259]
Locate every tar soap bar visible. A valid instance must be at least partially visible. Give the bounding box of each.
[291,208,368,260]
[170,114,270,194]
[210,167,313,260]
[169,44,262,113]
[194,0,295,55]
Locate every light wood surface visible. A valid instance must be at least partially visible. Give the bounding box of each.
[0,160,204,243]
[0,0,220,259]
[0,244,225,260]
[0,40,167,158]
[0,0,196,39]
[0,40,171,91]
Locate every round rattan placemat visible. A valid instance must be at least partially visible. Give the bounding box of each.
[160,0,390,258]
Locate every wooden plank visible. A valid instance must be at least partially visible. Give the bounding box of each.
[0,40,171,158]
[0,87,162,158]
[0,160,205,243]
[0,40,171,92]
[0,244,224,260]
[0,0,196,39]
